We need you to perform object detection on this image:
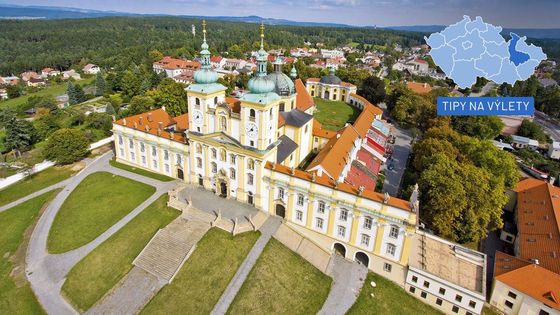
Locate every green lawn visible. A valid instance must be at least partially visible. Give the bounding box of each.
[347,273,443,315]
[227,239,332,315]
[0,77,95,110]
[0,166,75,207]
[62,195,180,312]
[314,97,360,131]
[47,172,156,253]
[141,229,260,315]
[0,190,59,314]
[109,159,175,182]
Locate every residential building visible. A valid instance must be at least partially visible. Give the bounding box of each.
[62,70,81,80]
[306,67,357,102]
[321,49,345,59]
[27,78,46,87]
[406,81,433,94]
[153,56,201,78]
[0,89,7,100]
[0,76,19,85]
[407,230,487,315]
[20,71,40,82]
[83,64,101,74]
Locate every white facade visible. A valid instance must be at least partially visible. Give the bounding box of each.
[490,280,560,315]
[549,142,560,160]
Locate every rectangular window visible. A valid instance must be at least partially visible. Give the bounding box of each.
[164,150,169,161]
[130,152,135,161]
[153,160,158,169]
[140,142,145,153]
[539,310,550,315]
[248,174,254,185]
[165,164,170,173]
[455,295,462,303]
[505,300,513,309]
[409,286,415,293]
[230,155,236,164]
[337,226,346,238]
[412,276,418,283]
[469,301,476,308]
[119,148,124,157]
[316,218,324,229]
[230,169,236,180]
[297,194,304,206]
[361,234,370,246]
[423,281,429,288]
[363,217,372,229]
[152,146,157,157]
[176,154,182,165]
[296,210,303,221]
[141,156,146,165]
[386,244,396,256]
[118,135,123,144]
[318,202,325,214]
[452,306,459,313]
[439,288,446,295]
[383,263,392,272]
[508,291,517,299]
[129,139,133,149]
[339,209,348,221]
[436,298,442,306]
[420,291,427,299]
[389,226,399,238]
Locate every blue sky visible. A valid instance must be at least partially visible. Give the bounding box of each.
[1,0,559,28]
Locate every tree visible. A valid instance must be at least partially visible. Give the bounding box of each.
[128,95,154,115]
[95,72,106,96]
[5,116,36,156]
[43,128,89,164]
[33,113,61,140]
[105,103,116,116]
[150,78,187,116]
[68,81,86,105]
[451,116,504,140]
[517,119,549,143]
[5,84,23,98]
[26,95,57,112]
[360,76,386,104]
[86,112,113,133]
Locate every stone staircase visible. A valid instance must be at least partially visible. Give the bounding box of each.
[133,216,210,283]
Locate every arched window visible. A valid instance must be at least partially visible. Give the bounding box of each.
[214,96,218,105]
[211,162,217,173]
[196,157,202,168]
[220,116,227,131]
[195,98,200,106]
[249,109,256,119]
[386,243,396,256]
[389,225,399,239]
[230,168,236,179]
[220,149,226,161]
[196,143,202,154]
[297,194,304,206]
[211,148,217,159]
[278,188,285,199]
[247,158,254,170]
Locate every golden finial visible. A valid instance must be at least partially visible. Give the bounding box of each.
[202,19,207,34]
[260,22,265,38]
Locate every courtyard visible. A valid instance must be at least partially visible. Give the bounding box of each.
[314,98,361,131]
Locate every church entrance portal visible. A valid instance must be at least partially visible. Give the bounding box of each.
[324,91,330,100]
[333,243,346,257]
[275,204,286,218]
[220,181,227,198]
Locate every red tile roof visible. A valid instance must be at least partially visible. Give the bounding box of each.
[312,119,336,139]
[224,97,241,113]
[114,108,186,143]
[346,163,376,191]
[307,126,358,180]
[295,79,314,111]
[406,81,433,94]
[154,56,201,70]
[514,178,560,274]
[349,93,383,116]
[496,263,560,311]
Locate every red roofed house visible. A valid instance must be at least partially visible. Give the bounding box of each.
[153,56,201,79]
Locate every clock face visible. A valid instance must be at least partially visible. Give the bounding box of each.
[193,110,203,124]
[245,122,258,139]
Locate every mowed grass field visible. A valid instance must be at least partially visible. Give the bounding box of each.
[226,239,332,315]
[347,273,443,315]
[62,195,180,312]
[109,159,175,182]
[0,166,75,207]
[141,229,260,315]
[0,190,59,314]
[314,98,360,131]
[47,172,155,253]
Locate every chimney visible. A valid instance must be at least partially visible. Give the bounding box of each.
[358,185,365,195]
[139,116,143,125]
[133,121,138,129]
[170,131,174,140]
[270,162,276,169]
[423,83,427,88]
[145,125,150,132]
[158,122,163,130]
[162,106,166,112]
[549,177,556,185]
[123,118,127,126]
[290,167,295,175]
[337,133,341,139]
[157,128,161,136]
[384,192,390,204]
[311,173,317,182]
[147,113,153,122]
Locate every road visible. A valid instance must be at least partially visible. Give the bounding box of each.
[382,125,412,196]
[534,111,560,142]
[469,82,497,97]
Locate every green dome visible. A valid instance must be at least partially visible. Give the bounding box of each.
[248,76,275,94]
[194,68,218,84]
[266,72,295,96]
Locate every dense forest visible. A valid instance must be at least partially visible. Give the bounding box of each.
[0,16,425,75]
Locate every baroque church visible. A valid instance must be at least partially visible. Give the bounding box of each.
[113,21,418,282]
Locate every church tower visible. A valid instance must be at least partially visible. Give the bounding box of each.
[239,23,282,151]
[186,19,227,135]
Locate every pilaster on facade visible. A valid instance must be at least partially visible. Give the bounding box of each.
[374,218,386,255]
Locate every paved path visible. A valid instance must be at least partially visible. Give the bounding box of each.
[318,255,368,315]
[210,216,281,315]
[25,152,176,315]
[85,267,166,315]
[0,178,71,213]
[383,124,412,196]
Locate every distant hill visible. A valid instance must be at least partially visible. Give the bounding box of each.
[386,25,560,40]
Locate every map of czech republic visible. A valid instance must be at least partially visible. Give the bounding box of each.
[426,16,547,88]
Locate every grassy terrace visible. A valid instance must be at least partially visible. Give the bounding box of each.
[0,166,75,207]
[141,229,260,315]
[62,195,179,312]
[109,159,175,182]
[0,77,95,110]
[314,98,360,131]
[227,239,332,315]
[0,190,59,314]
[347,273,442,315]
[47,172,155,253]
